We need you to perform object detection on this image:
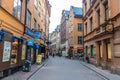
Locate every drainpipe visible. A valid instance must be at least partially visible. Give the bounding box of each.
[24,0,28,34]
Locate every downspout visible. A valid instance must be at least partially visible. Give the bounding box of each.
[24,0,27,34]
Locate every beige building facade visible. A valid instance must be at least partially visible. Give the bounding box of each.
[68,6,83,55]
[0,0,51,78]
[83,0,120,74]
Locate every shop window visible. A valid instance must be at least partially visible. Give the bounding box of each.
[99,44,102,58]
[91,45,94,57]
[78,36,82,44]
[13,0,22,20]
[106,43,112,59]
[11,40,18,65]
[21,44,26,60]
[31,48,34,62]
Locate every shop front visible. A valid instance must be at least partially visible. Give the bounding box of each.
[26,38,34,64]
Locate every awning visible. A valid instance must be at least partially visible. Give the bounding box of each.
[34,43,40,49]
[12,36,25,42]
[0,30,4,40]
[26,38,34,46]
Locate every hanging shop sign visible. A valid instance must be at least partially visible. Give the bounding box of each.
[25,27,34,37]
[26,38,34,46]
[21,44,26,60]
[2,41,11,62]
[34,31,41,38]
[105,23,114,33]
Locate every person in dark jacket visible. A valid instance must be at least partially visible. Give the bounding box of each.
[86,55,89,63]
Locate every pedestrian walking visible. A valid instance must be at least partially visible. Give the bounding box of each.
[52,53,55,58]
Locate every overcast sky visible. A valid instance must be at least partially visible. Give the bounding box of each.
[49,0,82,33]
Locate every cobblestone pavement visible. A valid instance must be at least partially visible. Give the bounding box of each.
[28,56,120,80]
[1,60,47,80]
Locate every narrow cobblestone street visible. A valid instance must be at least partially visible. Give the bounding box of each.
[28,56,120,80]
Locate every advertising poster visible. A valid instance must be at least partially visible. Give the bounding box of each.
[21,44,26,60]
[2,41,11,62]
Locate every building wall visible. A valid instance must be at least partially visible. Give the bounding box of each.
[68,7,83,54]
[83,0,120,74]
[0,0,51,75]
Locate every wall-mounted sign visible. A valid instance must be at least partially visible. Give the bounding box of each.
[34,31,41,38]
[2,41,11,62]
[25,27,34,37]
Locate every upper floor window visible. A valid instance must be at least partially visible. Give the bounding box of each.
[38,24,40,31]
[90,17,93,31]
[26,10,31,28]
[97,9,100,26]
[85,23,87,35]
[91,45,95,57]
[104,2,109,20]
[13,0,22,20]
[78,36,82,44]
[34,0,37,8]
[85,3,87,13]
[38,2,41,17]
[90,0,93,6]
[34,19,37,30]
[78,23,82,31]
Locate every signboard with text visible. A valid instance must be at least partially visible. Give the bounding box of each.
[2,41,11,62]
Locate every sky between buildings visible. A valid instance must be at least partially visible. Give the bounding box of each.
[49,0,82,33]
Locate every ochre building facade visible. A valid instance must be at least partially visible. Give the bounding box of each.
[0,0,51,78]
[83,0,120,74]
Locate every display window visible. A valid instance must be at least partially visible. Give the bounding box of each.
[31,48,34,62]
[106,43,112,59]
[11,40,18,65]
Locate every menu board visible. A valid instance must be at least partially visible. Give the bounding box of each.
[2,41,11,62]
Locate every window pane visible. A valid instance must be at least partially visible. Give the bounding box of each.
[34,19,37,30]
[26,10,31,28]
[107,43,111,59]
[78,23,82,31]
[13,0,21,20]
